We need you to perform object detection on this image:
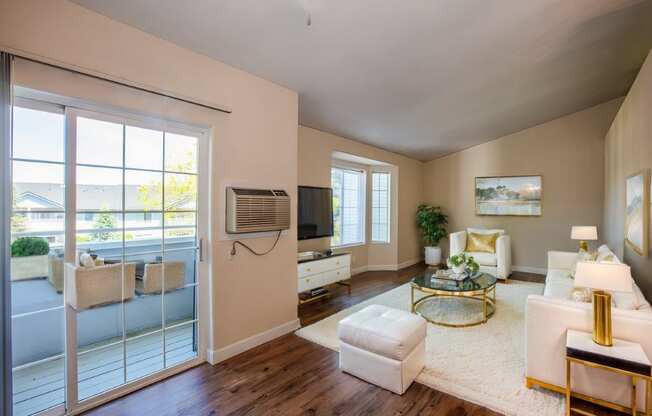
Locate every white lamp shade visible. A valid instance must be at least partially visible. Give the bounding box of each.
[571,226,598,241]
[574,261,633,293]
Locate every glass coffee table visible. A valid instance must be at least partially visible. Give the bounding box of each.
[410,270,497,327]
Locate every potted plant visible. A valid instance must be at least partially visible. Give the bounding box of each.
[449,253,480,276]
[10,237,50,281]
[416,204,448,266]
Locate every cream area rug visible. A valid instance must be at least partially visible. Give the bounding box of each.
[295,280,564,416]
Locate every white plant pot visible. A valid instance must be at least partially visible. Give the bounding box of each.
[452,264,465,274]
[424,246,442,266]
[10,255,49,281]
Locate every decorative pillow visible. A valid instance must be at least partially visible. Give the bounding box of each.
[79,252,96,268]
[571,287,591,303]
[465,232,499,253]
[596,246,619,263]
[569,250,597,278]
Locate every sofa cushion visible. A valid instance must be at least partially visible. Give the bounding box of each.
[613,282,651,311]
[338,304,426,361]
[570,250,597,278]
[465,251,497,266]
[544,269,575,299]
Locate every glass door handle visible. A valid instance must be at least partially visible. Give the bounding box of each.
[199,238,204,262]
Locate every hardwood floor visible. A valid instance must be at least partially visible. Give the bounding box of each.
[84,265,623,416]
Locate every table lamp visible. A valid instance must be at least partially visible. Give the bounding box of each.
[574,261,632,346]
[571,226,598,251]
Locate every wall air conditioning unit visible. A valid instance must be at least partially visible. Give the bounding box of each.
[226,187,291,233]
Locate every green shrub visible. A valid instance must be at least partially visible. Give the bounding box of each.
[11,237,50,257]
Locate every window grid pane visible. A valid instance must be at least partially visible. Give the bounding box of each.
[331,167,364,246]
[372,172,390,243]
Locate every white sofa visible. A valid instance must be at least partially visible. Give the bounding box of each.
[449,228,511,280]
[525,245,652,413]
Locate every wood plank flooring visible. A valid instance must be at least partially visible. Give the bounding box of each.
[84,265,624,416]
[13,324,197,416]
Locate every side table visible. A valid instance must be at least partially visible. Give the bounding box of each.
[566,329,651,416]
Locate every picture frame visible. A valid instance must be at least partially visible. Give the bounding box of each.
[625,169,649,257]
[475,175,542,217]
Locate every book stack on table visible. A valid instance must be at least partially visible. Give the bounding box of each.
[434,269,467,281]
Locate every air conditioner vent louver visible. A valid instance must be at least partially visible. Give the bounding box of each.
[226,187,291,233]
[232,188,275,196]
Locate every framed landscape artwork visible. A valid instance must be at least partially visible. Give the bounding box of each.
[475,175,542,216]
[625,169,649,257]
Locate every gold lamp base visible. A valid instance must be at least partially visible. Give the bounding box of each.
[579,240,589,252]
[592,290,613,347]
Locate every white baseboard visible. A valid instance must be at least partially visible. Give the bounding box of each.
[366,264,397,271]
[351,265,368,275]
[207,318,300,365]
[397,257,423,270]
[512,265,547,275]
[351,258,423,275]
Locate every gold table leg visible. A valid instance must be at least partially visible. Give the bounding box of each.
[411,286,415,313]
[482,290,487,323]
[566,358,571,416]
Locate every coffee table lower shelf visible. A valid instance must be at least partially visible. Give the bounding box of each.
[410,284,496,328]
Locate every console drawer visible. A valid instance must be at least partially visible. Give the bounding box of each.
[298,254,351,278]
[298,273,324,293]
[321,267,350,286]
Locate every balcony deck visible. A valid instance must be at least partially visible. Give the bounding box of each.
[13,323,197,416]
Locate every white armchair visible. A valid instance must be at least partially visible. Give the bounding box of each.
[449,228,511,280]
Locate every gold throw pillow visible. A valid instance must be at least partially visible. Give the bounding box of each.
[465,232,499,253]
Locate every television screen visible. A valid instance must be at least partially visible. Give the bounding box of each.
[298,186,333,240]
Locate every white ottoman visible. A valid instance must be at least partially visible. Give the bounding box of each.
[338,304,426,394]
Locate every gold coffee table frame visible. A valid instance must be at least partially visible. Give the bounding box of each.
[410,279,496,328]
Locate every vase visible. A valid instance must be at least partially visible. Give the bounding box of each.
[452,264,465,274]
[424,246,441,266]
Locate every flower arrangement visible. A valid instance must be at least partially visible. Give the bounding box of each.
[448,253,480,276]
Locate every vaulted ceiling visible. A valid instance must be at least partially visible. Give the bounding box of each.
[72,0,652,161]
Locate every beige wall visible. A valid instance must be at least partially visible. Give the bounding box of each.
[604,50,652,300]
[423,98,623,271]
[1,0,299,353]
[298,126,424,270]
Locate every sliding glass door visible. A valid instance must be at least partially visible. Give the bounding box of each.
[10,101,67,416]
[10,99,207,416]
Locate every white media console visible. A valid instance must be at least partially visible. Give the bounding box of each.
[297,252,351,296]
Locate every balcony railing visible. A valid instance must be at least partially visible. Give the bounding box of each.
[11,236,198,416]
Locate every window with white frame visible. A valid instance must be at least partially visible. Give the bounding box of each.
[372,172,390,243]
[331,167,365,247]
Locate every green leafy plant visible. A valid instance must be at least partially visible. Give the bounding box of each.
[11,237,50,257]
[449,253,480,275]
[416,204,448,246]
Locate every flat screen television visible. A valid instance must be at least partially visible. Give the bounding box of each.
[298,186,333,240]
